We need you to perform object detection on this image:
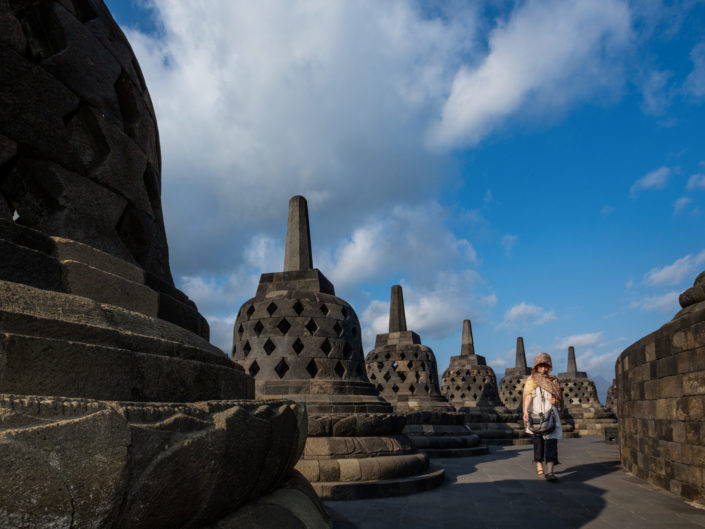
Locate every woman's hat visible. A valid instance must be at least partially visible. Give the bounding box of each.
[532,352,552,371]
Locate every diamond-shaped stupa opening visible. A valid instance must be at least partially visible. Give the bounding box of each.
[321,338,332,356]
[293,300,304,315]
[274,359,289,378]
[292,338,304,355]
[306,359,318,378]
[334,361,345,378]
[305,319,318,335]
[254,321,264,336]
[263,338,276,356]
[266,302,278,316]
[249,361,260,377]
[277,318,291,335]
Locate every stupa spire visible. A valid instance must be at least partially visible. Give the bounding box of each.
[567,346,577,375]
[461,319,475,356]
[283,195,313,272]
[389,285,407,332]
[515,337,527,370]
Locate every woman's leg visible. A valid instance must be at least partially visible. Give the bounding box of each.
[545,439,558,477]
[531,435,544,474]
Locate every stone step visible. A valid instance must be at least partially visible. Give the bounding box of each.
[311,467,445,500]
[0,308,232,368]
[421,446,489,458]
[0,332,252,402]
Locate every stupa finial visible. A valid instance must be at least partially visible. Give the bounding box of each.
[567,346,577,375]
[461,319,475,356]
[515,337,527,370]
[389,285,407,332]
[283,195,313,272]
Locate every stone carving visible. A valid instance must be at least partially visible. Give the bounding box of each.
[232,196,444,498]
[558,346,617,436]
[441,320,523,444]
[0,3,329,527]
[365,285,484,457]
[498,337,532,411]
[616,270,705,505]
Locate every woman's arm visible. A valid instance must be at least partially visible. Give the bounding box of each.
[522,393,532,423]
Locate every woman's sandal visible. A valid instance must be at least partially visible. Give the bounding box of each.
[545,473,558,481]
[537,469,544,477]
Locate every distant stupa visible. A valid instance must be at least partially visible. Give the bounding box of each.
[498,337,532,411]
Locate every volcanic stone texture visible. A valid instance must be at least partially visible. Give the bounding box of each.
[616,271,705,506]
[0,0,171,285]
[606,379,617,412]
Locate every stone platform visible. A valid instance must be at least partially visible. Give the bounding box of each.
[327,436,705,529]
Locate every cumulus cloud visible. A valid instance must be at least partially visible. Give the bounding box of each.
[575,348,620,374]
[643,250,705,286]
[428,0,632,148]
[556,332,603,350]
[630,166,671,197]
[629,291,680,313]
[684,41,705,98]
[686,173,705,190]
[501,234,518,256]
[496,302,556,330]
[320,202,480,289]
[125,1,476,275]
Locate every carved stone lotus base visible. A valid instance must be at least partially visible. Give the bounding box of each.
[0,395,330,529]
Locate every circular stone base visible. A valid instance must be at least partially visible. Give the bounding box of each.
[310,467,445,500]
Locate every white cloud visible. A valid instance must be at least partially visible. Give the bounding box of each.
[674,196,692,214]
[320,202,480,289]
[482,293,498,306]
[630,166,671,197]
[556,332,604,350]
[575,349,620,374]
[496,302,556,330]
[643,250,705,286]
[686,173,705,190]
[629,291,680,313]
[502,234,518,256]
[205,313,239,354]
[601,205,615,215]
[684,41,705,98]
[428,0,632,148]
[126,1,476,275]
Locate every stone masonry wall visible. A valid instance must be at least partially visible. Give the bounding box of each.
[616,304,705,505]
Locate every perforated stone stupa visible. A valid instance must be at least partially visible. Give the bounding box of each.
[365,285,484,457]
[558,346,617,436]
[0,3,329,527]
[498,337,532,411]
[232,196,444,499]
[441,320,521,444]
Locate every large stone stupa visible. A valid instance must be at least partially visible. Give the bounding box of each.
[558,346,617,436]
[232,196,444,499]
[0,2,329,527]
[365,285,484,457]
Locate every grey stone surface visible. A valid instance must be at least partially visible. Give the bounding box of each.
[388,284,407,333]
[0,0,171,284]
[617,270,705,506]
[326,437,705,529]
[559,345,588,379]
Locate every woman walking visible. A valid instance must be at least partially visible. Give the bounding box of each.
[523,352,563,481]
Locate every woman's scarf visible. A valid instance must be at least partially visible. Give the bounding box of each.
[529,373,562,408]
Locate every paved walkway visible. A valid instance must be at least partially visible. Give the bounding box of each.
[326,437,705,529]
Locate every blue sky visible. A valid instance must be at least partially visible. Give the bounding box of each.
[106,0,705,400]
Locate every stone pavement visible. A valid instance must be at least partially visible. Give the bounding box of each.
[326,437,705,529]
